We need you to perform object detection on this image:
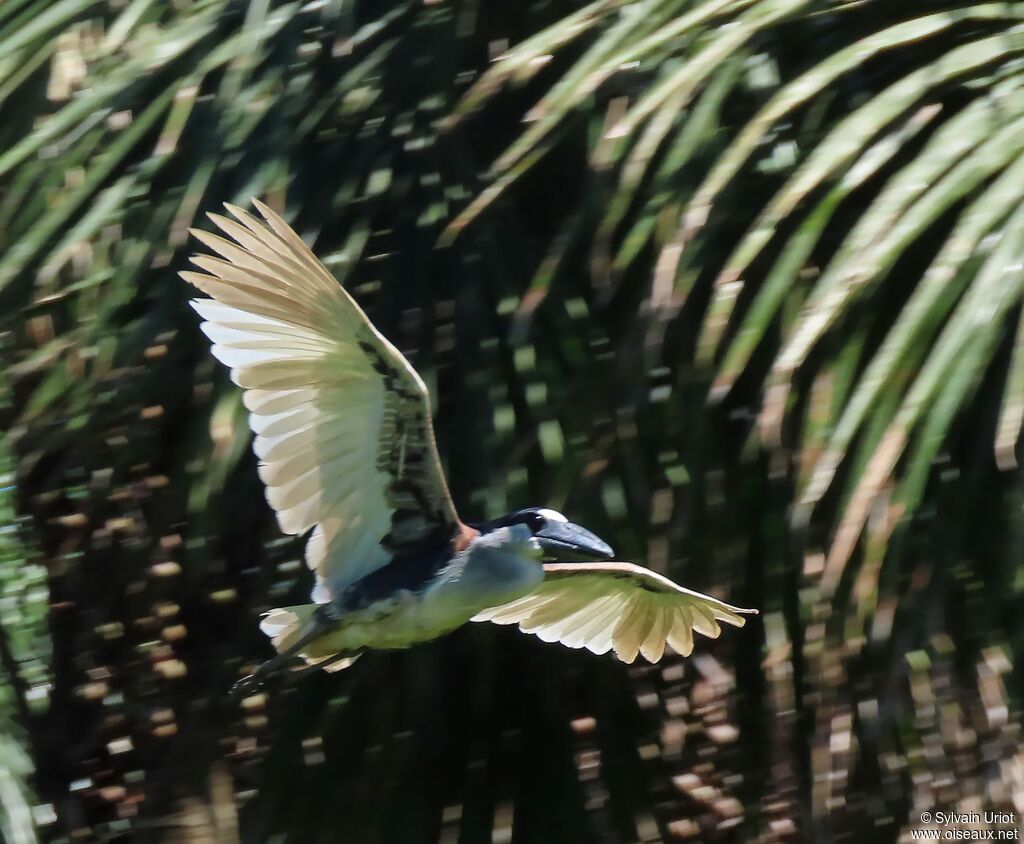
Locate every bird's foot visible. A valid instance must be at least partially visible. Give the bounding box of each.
[229,671,266,699]
[229,605,348,699]
[229,650,297,699]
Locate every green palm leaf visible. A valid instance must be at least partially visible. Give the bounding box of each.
[455,0,1024,575]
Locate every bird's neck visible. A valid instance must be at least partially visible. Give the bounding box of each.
[439,525,543,610]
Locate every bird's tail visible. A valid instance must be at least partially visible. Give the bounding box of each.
[259,605,361,673]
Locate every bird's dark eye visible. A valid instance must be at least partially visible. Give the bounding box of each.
[525,512,545,531]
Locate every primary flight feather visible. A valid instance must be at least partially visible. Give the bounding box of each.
[182,200,756,690]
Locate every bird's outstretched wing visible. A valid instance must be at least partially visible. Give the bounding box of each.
[182,200,459,600]
[472,562,756,663]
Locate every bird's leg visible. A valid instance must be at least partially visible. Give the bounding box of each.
[230,603,345,699]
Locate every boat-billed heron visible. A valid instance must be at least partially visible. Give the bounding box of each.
[181,201,756,693]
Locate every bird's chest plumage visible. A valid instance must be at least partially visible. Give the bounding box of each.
[329,528,543,651]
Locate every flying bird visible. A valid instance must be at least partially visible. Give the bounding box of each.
[181,200,756,693]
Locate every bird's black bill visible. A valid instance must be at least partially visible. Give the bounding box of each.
[535,521,614,561]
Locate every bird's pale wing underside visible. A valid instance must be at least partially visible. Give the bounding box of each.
[181,200,459,599]
[472,562,757,663]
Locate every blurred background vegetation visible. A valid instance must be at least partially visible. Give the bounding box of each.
[1,0,1023,841]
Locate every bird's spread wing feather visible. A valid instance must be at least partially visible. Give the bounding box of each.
[182,200,459,599]
[472,562,756,663]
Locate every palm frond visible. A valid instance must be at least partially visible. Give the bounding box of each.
[453,0,1024,574]
[0,380,48,844]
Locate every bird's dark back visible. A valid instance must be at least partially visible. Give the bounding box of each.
[342,538,456,609]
